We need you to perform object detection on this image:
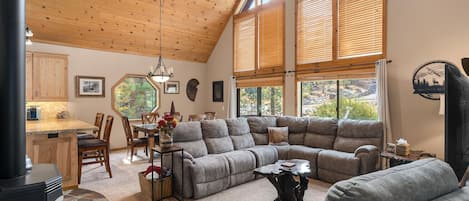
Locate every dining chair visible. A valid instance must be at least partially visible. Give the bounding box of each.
[204,112,216,120]
[173,112,183,122]
[141,112,159,124]
[78,115,114,184]
[188,114,207,121]
[122,116,149,162]
[77,112,105,140]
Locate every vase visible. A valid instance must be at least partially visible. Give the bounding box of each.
[159,129,173,148]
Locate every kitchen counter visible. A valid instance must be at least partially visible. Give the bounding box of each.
[26,118,97,189]
[26,119,97,135]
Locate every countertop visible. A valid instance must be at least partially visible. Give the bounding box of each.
[26,119,98,135]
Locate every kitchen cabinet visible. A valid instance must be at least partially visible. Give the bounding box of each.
[26,52,68,101]
[26,132,78,189]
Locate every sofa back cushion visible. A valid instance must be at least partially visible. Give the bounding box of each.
[325,158,459,201]
[247,117,277,145]
[277,116,308,145]
[201,119,234,154]
[225,118,255,150]
[333,120,383,153]
[304,118,338,149]
[173,121,208,158]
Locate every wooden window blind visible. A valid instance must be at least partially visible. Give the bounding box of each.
[297,0,333,65]
[296,0,385,73]
[236,76,284,88]
[338,0,383,59]
[258,4,284,69]
[233,0,285,77]
[234,16,256,72]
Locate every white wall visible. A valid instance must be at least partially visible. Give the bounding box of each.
[27,43,208,149]
[207,0,469,158]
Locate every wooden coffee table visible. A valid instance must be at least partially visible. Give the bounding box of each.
[254,159,311,201]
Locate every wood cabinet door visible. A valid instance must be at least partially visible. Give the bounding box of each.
[26,133,78,189]
[26,52,33,101]
[32,53,68,101]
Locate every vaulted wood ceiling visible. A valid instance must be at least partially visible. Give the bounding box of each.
[26,0,238,63]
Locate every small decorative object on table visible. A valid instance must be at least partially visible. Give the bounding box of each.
[157,114,178,148]
[395,138,410,156]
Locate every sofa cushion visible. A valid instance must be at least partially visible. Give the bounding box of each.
[201,119,234,154]
[246,145,279,167]
[432,187,469,201]
[318,150,360,183]
[268,127,289,145]
[221,150,256,186]
[191,155,230,198]
[333,120,383,153]
[247,117,277,145]
[287,145,322,178]
[272,144,290,160]
[225,118,255,150]
[277,116,308,145]
[173,121,208,158]
[304,118,338,149]
[325,158,459,201]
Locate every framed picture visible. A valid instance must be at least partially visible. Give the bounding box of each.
[212,81,224,102]
[386,143,397,154]
[164,81,180,94]
[75,76,105,97]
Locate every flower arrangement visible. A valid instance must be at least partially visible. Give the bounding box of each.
[158,114,178,148]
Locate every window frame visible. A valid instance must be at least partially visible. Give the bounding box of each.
[111,74,161,120]
[233,0,285,78]
[237,85,285,117]
[294,0,387,71]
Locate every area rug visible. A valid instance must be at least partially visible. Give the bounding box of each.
[64,188,108,201]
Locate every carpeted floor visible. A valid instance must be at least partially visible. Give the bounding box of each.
[79,149,331,201]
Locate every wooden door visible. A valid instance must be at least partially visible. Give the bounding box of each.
[26,133,78,189]
[26,52,33,101]
[32,52,68,101]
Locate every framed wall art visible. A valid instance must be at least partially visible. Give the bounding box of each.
[212,81,224,102]
[164,81,180,94]
[75,76,105,97]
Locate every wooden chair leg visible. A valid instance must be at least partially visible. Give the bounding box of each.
[78,150,83,184]
[104,148,112,178]
[130,145,134,162]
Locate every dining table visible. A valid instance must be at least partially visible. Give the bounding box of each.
[132,123,159,162]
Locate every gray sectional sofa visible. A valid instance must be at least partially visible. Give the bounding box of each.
[326,158,469,201]
[165,116,383,199]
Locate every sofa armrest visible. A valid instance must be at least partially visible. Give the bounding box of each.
[354,145,379,174]
[162,151,195,198]
[460,166,469,187]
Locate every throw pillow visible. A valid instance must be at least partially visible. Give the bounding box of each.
[268,127,289,145]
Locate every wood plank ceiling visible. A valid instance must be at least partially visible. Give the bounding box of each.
[26,0,238,63]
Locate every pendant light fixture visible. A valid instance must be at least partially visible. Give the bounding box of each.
[148,0,173,83]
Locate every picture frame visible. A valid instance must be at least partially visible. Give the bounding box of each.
[75,76,105,97]
[164,81,180,94]
[386,143,397,154]
[212,81,224,102]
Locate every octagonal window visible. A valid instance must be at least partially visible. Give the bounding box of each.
[112,74,160,120]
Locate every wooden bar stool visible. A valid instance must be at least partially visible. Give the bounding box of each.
[78,115,114,184]
[77,112,105,140]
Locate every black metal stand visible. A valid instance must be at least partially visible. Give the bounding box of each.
[151,146,184,201]
[266,173,309,201]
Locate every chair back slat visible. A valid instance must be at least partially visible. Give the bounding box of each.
[94,112,105,139]
[188,114,207,121]
[204,112,216,120]
[121,116,133,144]
[103,115,114,143]
[141,112,159,124]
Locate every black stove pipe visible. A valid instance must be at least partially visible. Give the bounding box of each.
[0,0,26,179]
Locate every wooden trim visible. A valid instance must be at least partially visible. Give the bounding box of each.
[382,0,387,58]
[332,0,338,60]
[111,74,161,120]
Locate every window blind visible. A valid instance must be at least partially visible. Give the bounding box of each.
[258,4,284,69]
[234,16,256,72]
[297,0,333,65]
[236,76,284,88]
[338,0,383,59]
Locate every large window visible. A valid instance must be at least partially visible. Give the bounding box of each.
[238,86,283,117]
[300,78,377,120]
[112,74,160,120]
[296,0,385,68]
